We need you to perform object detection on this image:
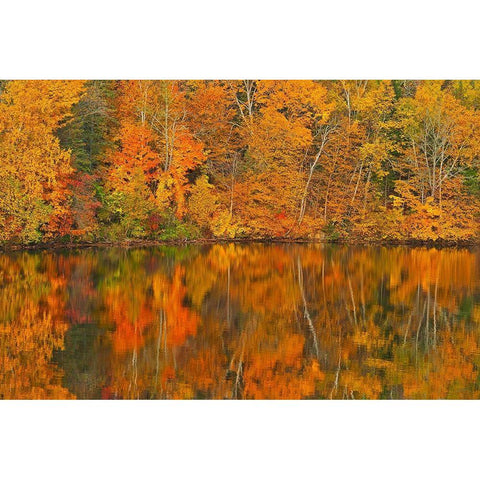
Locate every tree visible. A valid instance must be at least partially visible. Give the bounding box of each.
[393,81,480,240]
[0,80,84,242]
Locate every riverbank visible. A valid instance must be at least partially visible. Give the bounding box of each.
[1,236,478,252]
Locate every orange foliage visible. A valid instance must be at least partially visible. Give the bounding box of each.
[1,80,480,244]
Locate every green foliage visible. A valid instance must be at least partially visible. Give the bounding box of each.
[157,217,201,241]
[463,168,480,196]
[322,221,340,241]
[57,80,117,173]
[103,189,152,239]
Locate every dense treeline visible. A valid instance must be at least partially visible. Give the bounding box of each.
[2,80,480,245]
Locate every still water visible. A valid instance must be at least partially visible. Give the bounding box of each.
[1,243,480,399]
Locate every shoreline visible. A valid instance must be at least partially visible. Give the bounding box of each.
[1,236,479,252]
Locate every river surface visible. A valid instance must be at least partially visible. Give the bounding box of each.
[1,243,480,399]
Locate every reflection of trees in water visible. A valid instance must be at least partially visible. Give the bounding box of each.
[1,244,480,399]
[0,253,73,399]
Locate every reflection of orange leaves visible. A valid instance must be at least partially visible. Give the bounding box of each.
[364,358,393,369]
[185,350,227,392]
[166,305,199,346]
[242,334,324,399]
[170,383,195,400]
[165,267,200,347]
[110,302,154,353]
[401,332,479,399]
[101,264,200,362]
[101,386,114,399]
[0,255,74,399]
[113,319,139,352]
[340,371,383,399]
[162,366,176,382]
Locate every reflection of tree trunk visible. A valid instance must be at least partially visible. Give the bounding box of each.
[321,259,331,325]
[360,265,366,324]
[426,286,431,349]
[227,316,257,399]
[403,313,413,345]
[129,319,138,399]
[330,340,342,400]
[234,354,244,399]
[154,310,165,398]
[227,263,231,327]
[228,330,247,399]
[415,301,427,362]
[404,284,421,345]
[433,256,441,348]
[297,256,320,359]
[347,275,357,325]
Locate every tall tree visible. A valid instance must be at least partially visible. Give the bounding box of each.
[0,80,84,242]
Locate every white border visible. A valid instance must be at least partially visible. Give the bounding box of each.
[0,400,477,479]
[1,1,480,479]
[1,0,480,79]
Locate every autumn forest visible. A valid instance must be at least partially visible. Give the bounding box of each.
[2,80,480,246]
